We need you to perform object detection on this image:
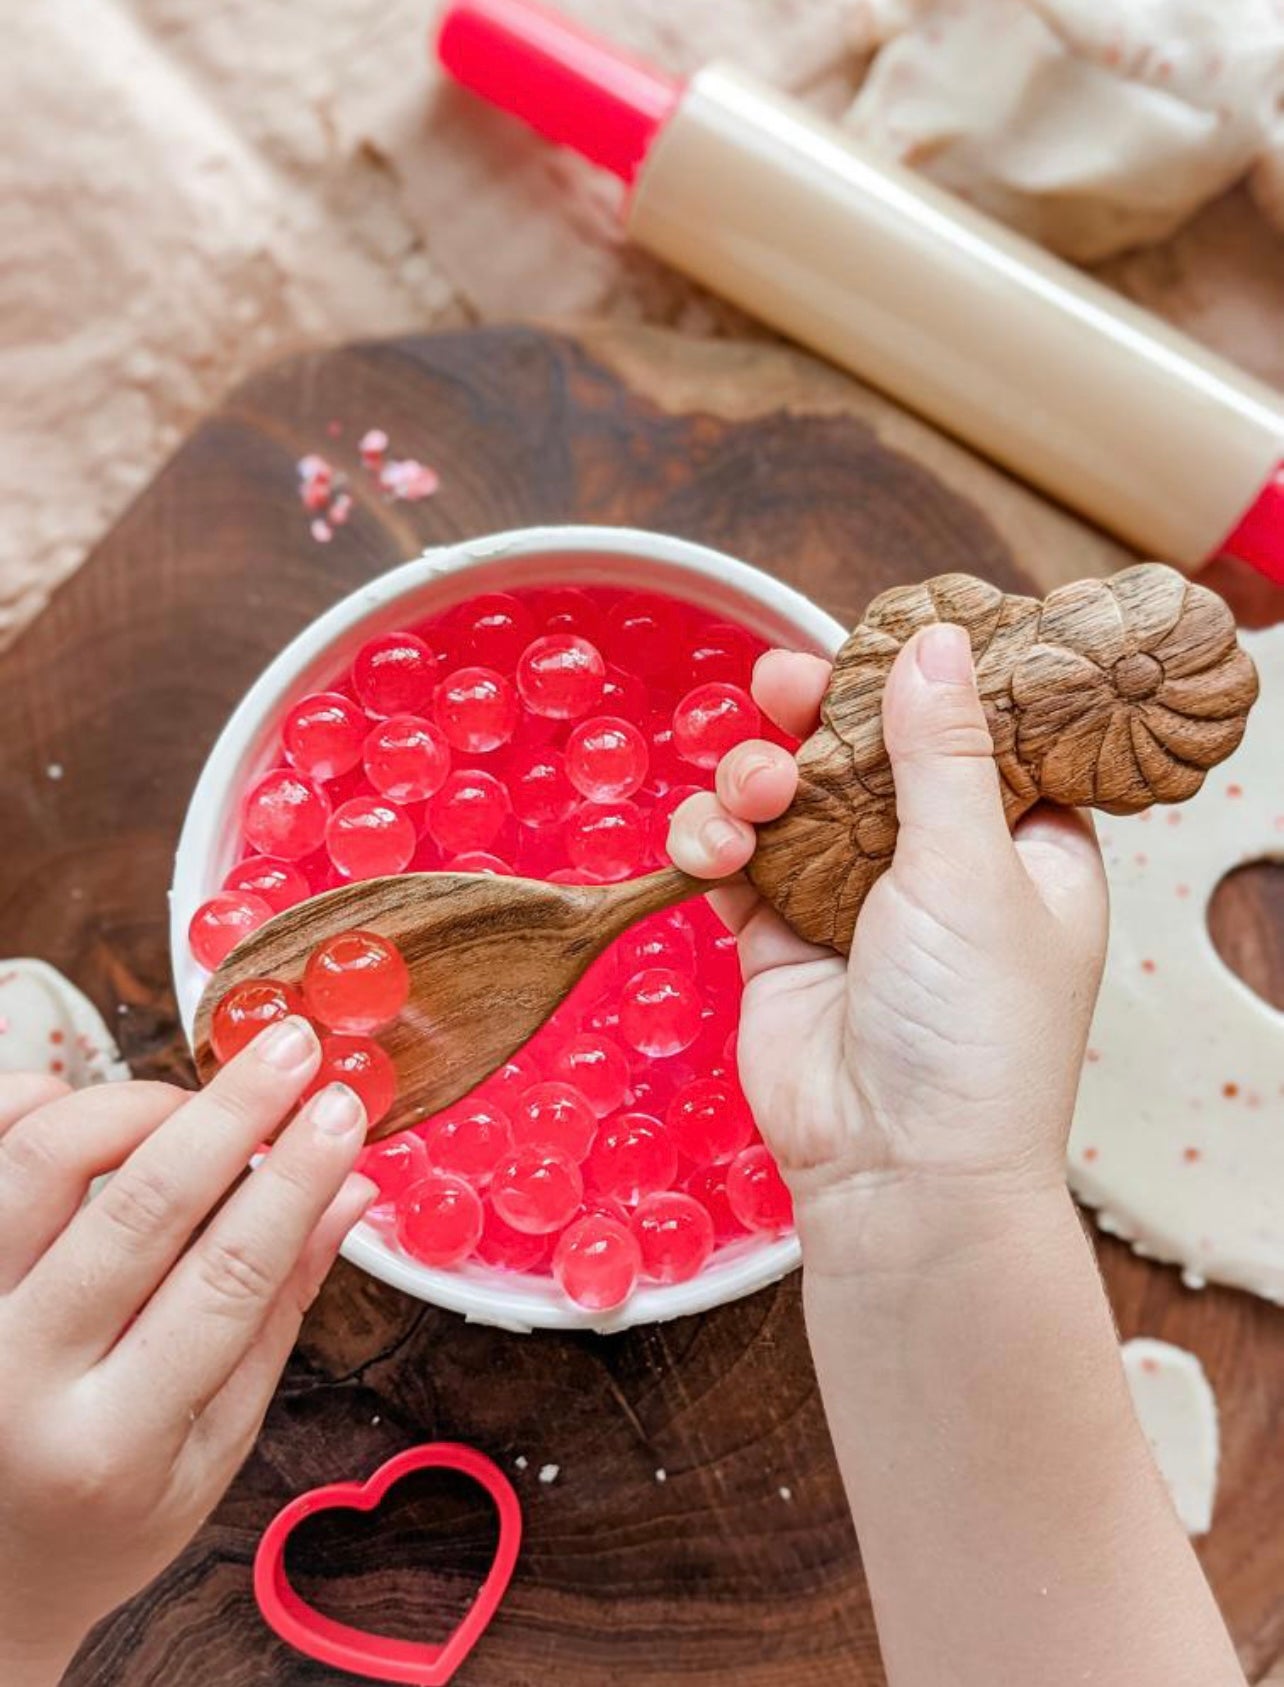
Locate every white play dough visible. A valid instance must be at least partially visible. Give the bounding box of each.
[1069,625,1284,1302]
[1122,1338,1220,1536]
[0,959,130,1087]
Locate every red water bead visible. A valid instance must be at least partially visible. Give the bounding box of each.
[604,595,684,680]
[360,1134,428,1208]
[726,1145,793,1233]
[433,666,519,753]
[565,800,647,883]
[423,1099,513,1185]
[516,634,606,720]
[243,769,331,860]
[302,929,410,1033]
[506,746,577,829]
[188,891,274,970]
[533,587,603,644]
[672,683,761,770]
[363,714,450,802]
[312,1034,398,1127]
[643,714,690,793]
[686,623,756,688]
[447,851,513,875]
[553,1213,642,1311]
[618,968,703,1058]
[615,910,698,977]
[491,1145,583,1235]
[352,631,437,718]
[426,769,510,854]
[455,592,537,672]
[210,977,306,1062]
[684,1165,749,1244]
[547,1033,630,1118]
[565,716,649,802]
[474,1202,555,1273]
[283,692,367,781]
[632,1191,715,1284]
[666,1077,754,1164]
[483,1050,543,1113]
[584,1113,678,1205]
[222,856,309,913]
[396,1172,484,1268]
[326,797,416,880]
[648,784,703,863]
[512,1081,597,1159]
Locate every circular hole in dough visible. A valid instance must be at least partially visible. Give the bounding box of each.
[1206,859,1284,1014]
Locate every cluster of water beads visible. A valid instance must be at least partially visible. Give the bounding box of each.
[194,584,796,1312]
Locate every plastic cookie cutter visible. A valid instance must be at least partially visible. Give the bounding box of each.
[254,1442,522,1685]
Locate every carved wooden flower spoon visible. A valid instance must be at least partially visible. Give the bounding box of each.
[191,564,1257,1140]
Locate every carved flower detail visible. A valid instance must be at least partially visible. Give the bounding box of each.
[1011,565,1258,811]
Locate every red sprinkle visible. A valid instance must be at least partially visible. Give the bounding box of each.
[1141,959,1156,974]
[1182,1147,1201,1164]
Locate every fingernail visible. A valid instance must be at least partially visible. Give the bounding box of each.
[344,1172,380,1214]
[701,817,742,856]
[310,1082,366,1139]
[916,624,973,685]
[736,755,774,789]
[256,1016,317,1072]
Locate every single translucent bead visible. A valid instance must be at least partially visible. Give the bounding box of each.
[302,929,410,1033]
[396,1172,484,1267]
[242,769,331,860]
[360,1134,429,1209]
[666,1077,754,1164]
[426,769,510,855]
[352,630,437,718]
[599,665,649,722]
[584,1113,678,1205]
[726,1144,794,1233]
[433,666,519,753]
[684,1166,749,1244]
[565,716,649,802]
[311,1034,398,1127]
[564,800,647,883]
[283,692,367,781]
[222,856,310,913]
[516,634,606,720]
[326,796,416,880]
[475,1202,556,1273]
[446,851,513,875]
[491,1145,583,1235]
[532,587,603,644]
[618,968,703,1058]
[210,978,306,1063]
[511,1081,597,1160]
[632,1191,715,1284]
[553,1213,642,1311]
[686,623,756,688]
[363,714,451,802]
[614,911,698,978]
[506,747,578,829]
[188,891,274,970]
[547,1033,630,1118]
[423,1099,513,1185]
[672,683,761,770]
[603,595,684,681]
[455,592,536,672]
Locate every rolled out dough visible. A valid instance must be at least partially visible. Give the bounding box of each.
[1122,1337,1219,1537]
[1069,625,1284,1302]
[0,958,130,1087]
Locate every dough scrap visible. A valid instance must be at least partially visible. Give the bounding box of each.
[1070,625,1284,1303]
[0,958,130,1087]
[1122,1337,1219,1536]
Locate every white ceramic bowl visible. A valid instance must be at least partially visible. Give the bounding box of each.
[171,526,844,1332]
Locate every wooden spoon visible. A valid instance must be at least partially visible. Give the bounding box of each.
[191,565,1258,1139]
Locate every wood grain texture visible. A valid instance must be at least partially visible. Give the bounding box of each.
[748,566,1258,952]
[0,324,1280,1685]
[194,867,700,1137]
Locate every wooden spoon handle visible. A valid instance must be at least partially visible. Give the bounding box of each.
[745,564,1258,954]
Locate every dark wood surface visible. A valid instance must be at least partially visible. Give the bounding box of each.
[1,324,1282,1685]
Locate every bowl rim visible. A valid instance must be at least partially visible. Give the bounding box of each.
[170,524,846,1332]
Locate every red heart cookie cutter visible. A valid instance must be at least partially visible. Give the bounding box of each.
[254,1442,522,1685]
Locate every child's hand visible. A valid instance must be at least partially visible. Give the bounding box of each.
[0,1021,375,1686]
[668,623,1109,1274]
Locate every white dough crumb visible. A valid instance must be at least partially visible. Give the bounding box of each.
[46,763,63,780]
[655,1468,667,1483]
[538,1463,560,1485]
[371,1415,380,1426]
[514,1456,528,1471]
[779,1486,793,1502]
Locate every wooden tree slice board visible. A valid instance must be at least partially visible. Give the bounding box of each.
[1,324,1282,1685]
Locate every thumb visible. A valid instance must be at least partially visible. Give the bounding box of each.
[882,623,1010,868]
